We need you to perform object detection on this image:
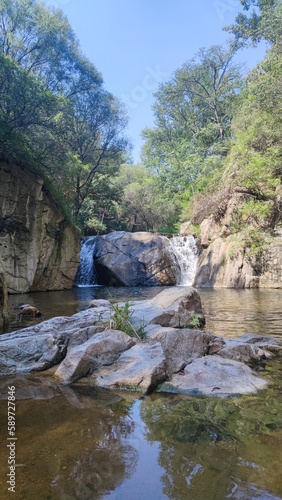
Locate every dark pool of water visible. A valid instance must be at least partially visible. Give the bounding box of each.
[5,286,282,338]
[0,361,282,500]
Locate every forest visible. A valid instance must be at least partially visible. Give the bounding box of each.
[0,0,281,237]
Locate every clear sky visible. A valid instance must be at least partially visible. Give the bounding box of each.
[46,0,266,162]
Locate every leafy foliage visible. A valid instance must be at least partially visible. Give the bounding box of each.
[0,0,128,227]
[141,45,243,221]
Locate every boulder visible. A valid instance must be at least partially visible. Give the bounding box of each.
[129,287,205,329]
[159,355,268,397]
[0,306,113,376]
[209,334,282,366]
[0,334,66,375]
[147,325,216,375]
[94,231,179,286]
[89,342,166,393]
[54,330,135,384]
[0,162,80,293]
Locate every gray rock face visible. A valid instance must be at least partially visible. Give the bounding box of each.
[147,325,216,375]
[192,192,282,289]
[159,355,268,397]
[0,334,66,375]
[55,330,135,384]
[0,162,81,293]
[130,287,205,329]
[94,231,179,286]
[0,256,8,330]
[209,334,282,366]
[90,342,166,392]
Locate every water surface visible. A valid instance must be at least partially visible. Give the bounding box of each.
[5,286,282,337]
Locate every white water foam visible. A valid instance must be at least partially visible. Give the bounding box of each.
[169,235,198,286]
[75,236,97,286]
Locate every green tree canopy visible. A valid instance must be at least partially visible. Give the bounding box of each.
[142,45,243,209]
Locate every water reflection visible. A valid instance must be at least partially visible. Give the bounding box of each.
[0,364,282,499]
[0,375,138,500]
[5,286,282,337]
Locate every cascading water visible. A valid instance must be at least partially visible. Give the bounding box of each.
[75,236,98,286]
[169,235,198,286]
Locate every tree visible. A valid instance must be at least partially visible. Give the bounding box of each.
[142,45,242,208]
[225,0,282,46]
[0,0,129,225]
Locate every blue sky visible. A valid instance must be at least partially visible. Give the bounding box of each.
[46,0,266,162]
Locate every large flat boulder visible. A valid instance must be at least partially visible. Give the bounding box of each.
[54,330,135,384]
[159,355,268,397]
[94,231,179,286]
[89,342,166,393]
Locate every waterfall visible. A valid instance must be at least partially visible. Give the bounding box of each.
[75,237,97,286]
[169,235,198,286]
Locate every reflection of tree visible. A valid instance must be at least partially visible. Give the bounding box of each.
[0,381,138,500]
[140,388,282,500]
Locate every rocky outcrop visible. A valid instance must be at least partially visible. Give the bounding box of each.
[55,330,135,384]
[0,256,8,329]
[94,231,179,286]
[89,342,167,392]
[1,288,280,397]
[0,162,81,293]
[188,192,282,288]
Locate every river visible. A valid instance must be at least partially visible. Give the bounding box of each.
[0,286,282,499]
[6,285,282,337]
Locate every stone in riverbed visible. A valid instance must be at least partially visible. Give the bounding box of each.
[159,355,268,397]
[0,334,66,375]
[89,342,166,393]
[54,330,135,384]
[129,287,205,329]
[147,325,216,375]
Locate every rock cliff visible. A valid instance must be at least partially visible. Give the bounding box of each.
[0,162,81,294]
[186,192,282,288]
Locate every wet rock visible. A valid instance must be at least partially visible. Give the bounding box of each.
[0,256,8,330]
[159,355,268,397]
[94,231,179,286]
[54,330,135,384]
[147,325,216,375]
[90,342,166,393]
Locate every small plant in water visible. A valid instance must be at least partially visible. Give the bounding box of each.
[109,302,146,341]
